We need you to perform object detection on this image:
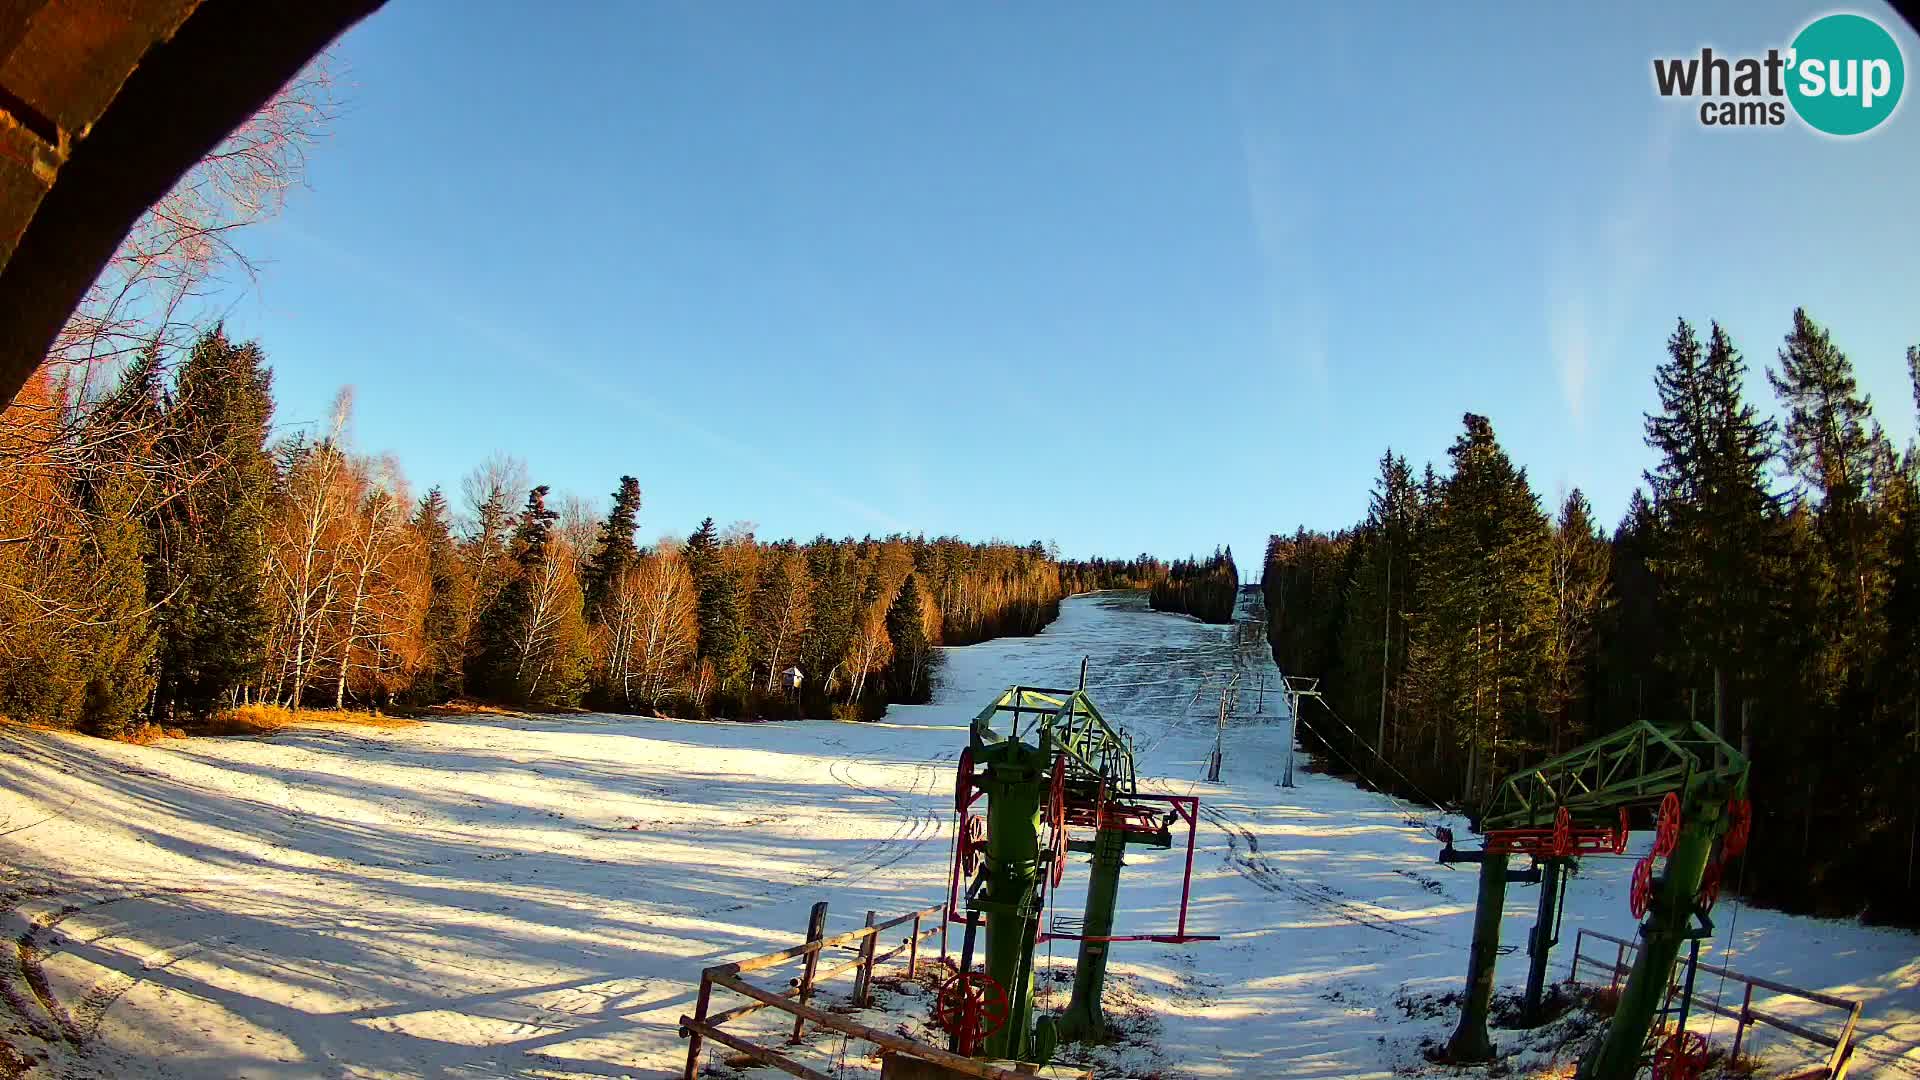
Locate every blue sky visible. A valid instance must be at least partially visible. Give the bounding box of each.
[215,2,1920,573]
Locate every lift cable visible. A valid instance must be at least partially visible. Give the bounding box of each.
[1704,850,1749,1041]
[1307,694,1460,816]
[1287,707,1435,830]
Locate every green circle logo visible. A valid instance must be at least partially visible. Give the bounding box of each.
[1787,13,1905,136]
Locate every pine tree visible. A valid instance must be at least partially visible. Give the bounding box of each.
[470,485,582,703]
[884,574,935,704]
[582,475,641,620]
[1643,319,1785,701]
[412,487,467,702]
[684,517,725,659]
[1771,308,1893,633]
[1908,345,1920,423]
[1599,490,1675,729]
[1404,413,1552,797]
[682,518,755,708]
[801,539,860,704]
[1541,489,1612,753]
[150,327,276,720]
[77,474,160,737]
[1340,449,1416,755]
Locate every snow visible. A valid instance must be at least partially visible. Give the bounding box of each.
[1,591,1915,1079]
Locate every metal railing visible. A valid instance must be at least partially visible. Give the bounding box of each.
[680,898,1071,1080]
[1568,928,1863,1079]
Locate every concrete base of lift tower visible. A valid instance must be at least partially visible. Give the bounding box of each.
[878,1052,1093,1080]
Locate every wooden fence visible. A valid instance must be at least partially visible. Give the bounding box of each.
[680,898,1073,1080]
[1568,928,1863,1080]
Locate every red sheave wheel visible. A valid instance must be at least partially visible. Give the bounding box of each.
[1651,1029,1709,1080]
[934,971,1009,1056]
[1653,792,1682,858]
[1629,855,1655,919]
[1552,806,1573,857]
[954,746,975,814]
[1613,806,1631,855]
[961,814,987,876]
[1697,857,1723,913]
[1723,796,1752,858]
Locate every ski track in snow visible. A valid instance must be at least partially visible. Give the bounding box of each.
[0,591,1915,1079]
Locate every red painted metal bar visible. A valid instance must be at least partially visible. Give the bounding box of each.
[1038,932,1220,944]
[1034,794,1213,946]
[1174,796,1198,939]
[1483,826,1622,857]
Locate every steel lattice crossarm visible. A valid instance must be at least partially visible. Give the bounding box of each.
[1478,719,1749,832]
[970,685,1138,799]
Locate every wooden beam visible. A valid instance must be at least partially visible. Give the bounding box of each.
[680,1018,835,1080]
[713,974,1046,1080]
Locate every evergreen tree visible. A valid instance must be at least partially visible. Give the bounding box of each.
[1599,490,1676,728]
[96,343,166,440]
[1541,489,1612,754]
[1771,308,1893,632]
[77,475,161,737]
[1149,547,1240,623]
[885,574,935,703]
[149,327,276,720]
[1338,450,1416,755]
[1909,345,1920,423]
[582,475,641,620]
[801,539,860,706]
[1643,319,1785,706]
[1404,413,1551,797]
[684,517,725,653]
[470,485,587,704]
[683,517,755,706]
[412,487,467,702]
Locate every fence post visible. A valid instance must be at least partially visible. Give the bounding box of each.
[790,901,830,1043]
[1611,940,1626,992]
[1568,929,1584,983]
[682,973,714,1080]
[854,910,879,1008]
[909,911,922,977]
[1827,1001,1861,1079]
[1731,982,1754,1062]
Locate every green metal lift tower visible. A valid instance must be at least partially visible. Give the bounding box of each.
[944,685,1211,1064]
[1436,720,1751,1080]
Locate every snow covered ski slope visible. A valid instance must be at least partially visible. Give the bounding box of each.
[0,592,1914,1079]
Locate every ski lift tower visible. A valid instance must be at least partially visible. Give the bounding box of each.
[1436,719,1751,1080]
[945,684,1215,1065]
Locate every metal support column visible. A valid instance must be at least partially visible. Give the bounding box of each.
[1445,850,1511,1061]
[1578,815,1717,1080]
[1058,822,1127,1040]
[1522,859,1564,1025]
[979,744,1046,1062]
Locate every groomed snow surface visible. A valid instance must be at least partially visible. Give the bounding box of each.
[1,592,1915,1079]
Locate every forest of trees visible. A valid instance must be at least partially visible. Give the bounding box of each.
[0,327,1093,730]
[1264,310,1920,925]
[1149,548,1241,624]
[1058,554,1170,595]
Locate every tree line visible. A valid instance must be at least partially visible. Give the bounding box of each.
[0,328,1094,732]
[1149,547,1240,624]
[1263,309,1920,924]
[1058,554,1170,595]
